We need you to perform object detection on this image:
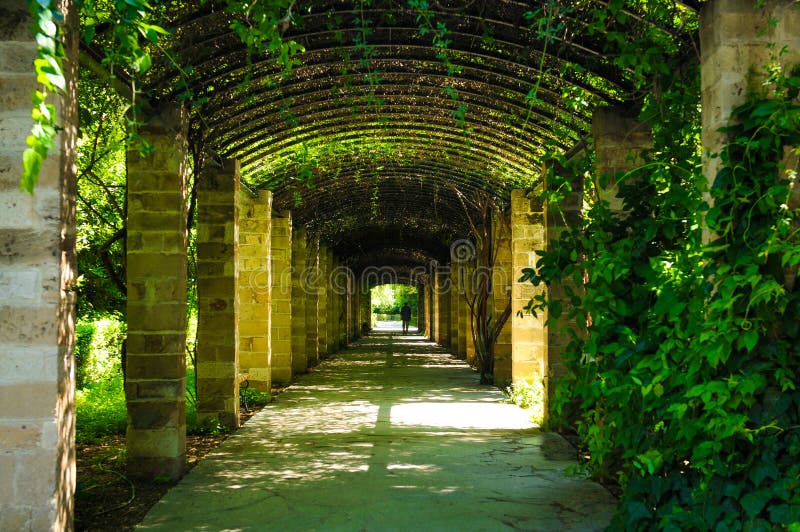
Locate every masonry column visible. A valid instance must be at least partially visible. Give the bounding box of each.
[0,1,78,527]
[291,227,308,376]
[317,245,329,358]
[238,190,272,391]
[700,0,800,188]
[270,211,292,385]
[593,107,653,214]
[510,190,547,389]
[450,265,460,355]
[305,237,319,367]
[360,286,372,333]
[326,250,337,352]
[546,171,583,402]
[464,262,477,365]
[492,214,513,383]
[126,104,189,480]
[196,159,239,429]
[434,269,451,346]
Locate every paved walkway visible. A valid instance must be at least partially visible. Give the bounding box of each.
[139,326,616,531]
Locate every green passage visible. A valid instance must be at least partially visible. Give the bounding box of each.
[139,330,615,531]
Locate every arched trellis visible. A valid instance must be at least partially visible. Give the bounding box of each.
[135,0,699,272]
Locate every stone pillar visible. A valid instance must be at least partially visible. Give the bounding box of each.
[0,1,77,527]
[450,265,460,354]
[238,190,272,392]
[270,212,292,385]
[700,0,800,189]
[510,190,548,388]
[196,159,240,429]
[126,104,189,480]
[464,262,477,365]
[350,271,361,340]
[359,288,372,334]
[350,270,359,340]
[291,227,308,375]
[417,282,427,334]
[304,237,319,367]
[427,279,435,340]
[434,269,451,346]
[492,214,513,383]
[457,262,468,359]
[546,177,582,399]
[326,250,336,352]
[317,245,329,358]
[593,107,653,214]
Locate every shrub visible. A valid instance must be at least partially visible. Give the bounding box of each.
[75,315,126,388]
[503,379,545,426]
[75,375,127,443]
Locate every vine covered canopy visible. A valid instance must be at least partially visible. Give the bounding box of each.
[92,0,700,274]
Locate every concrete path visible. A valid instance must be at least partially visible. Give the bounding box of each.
[139,327,616,531]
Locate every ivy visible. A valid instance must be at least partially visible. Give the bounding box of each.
[525,50,800,528]
[22,0,66,193]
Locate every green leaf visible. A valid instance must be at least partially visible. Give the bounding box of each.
[740,489,771,519]
[21,148,44,193]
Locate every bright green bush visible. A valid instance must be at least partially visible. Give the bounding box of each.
[75,315,126,388]
[75,375,126,443]
[503,379,545,426]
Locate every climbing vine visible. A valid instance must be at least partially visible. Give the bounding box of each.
[22,0,66,193]
[523,45,800,532]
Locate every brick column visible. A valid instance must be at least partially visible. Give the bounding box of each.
[304,237,319,367]
[449,265,460,354]
[510,190,547,387]
[291,227,307,375]
[126,104,189,480]
[196,159,239,429]
[417,282,426,335]
[352,285,360,338]
[427,279,434,338]
[700,0,800,189]
[0,1,78,526]
[270,212,292,385]
[326,250,336,352]
[359,287,372,334]
[593,107,653,214]
[317,245,329,358]
[464,262,477,365]
[492,214,513,383]
[434,269,451,346]
[350,270,359,340]
[546,176,583,399]
[238,190,272,391]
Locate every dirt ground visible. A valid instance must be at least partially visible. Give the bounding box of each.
[74,408,262,532]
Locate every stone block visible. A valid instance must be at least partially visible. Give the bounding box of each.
[127,253,187,280]
[126,454,186,481]
[129,379,184,400]
[126,333,186,356]
[14,449,55,502]
[127,302,187,331]
[128,190,186,213]
[0,421,42,450]
[126,400,185,429]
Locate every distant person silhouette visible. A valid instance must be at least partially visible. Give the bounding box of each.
[400,303,412,334]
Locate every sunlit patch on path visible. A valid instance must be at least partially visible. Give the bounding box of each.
[138,330,615,531]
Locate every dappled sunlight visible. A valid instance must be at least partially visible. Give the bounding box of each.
[139,331,615,530]
[390,401,534,430]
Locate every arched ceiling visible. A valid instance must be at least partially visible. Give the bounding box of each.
[141,0,699,275]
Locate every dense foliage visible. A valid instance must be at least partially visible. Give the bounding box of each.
[524,60,800,530]
[371,283,418,316]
